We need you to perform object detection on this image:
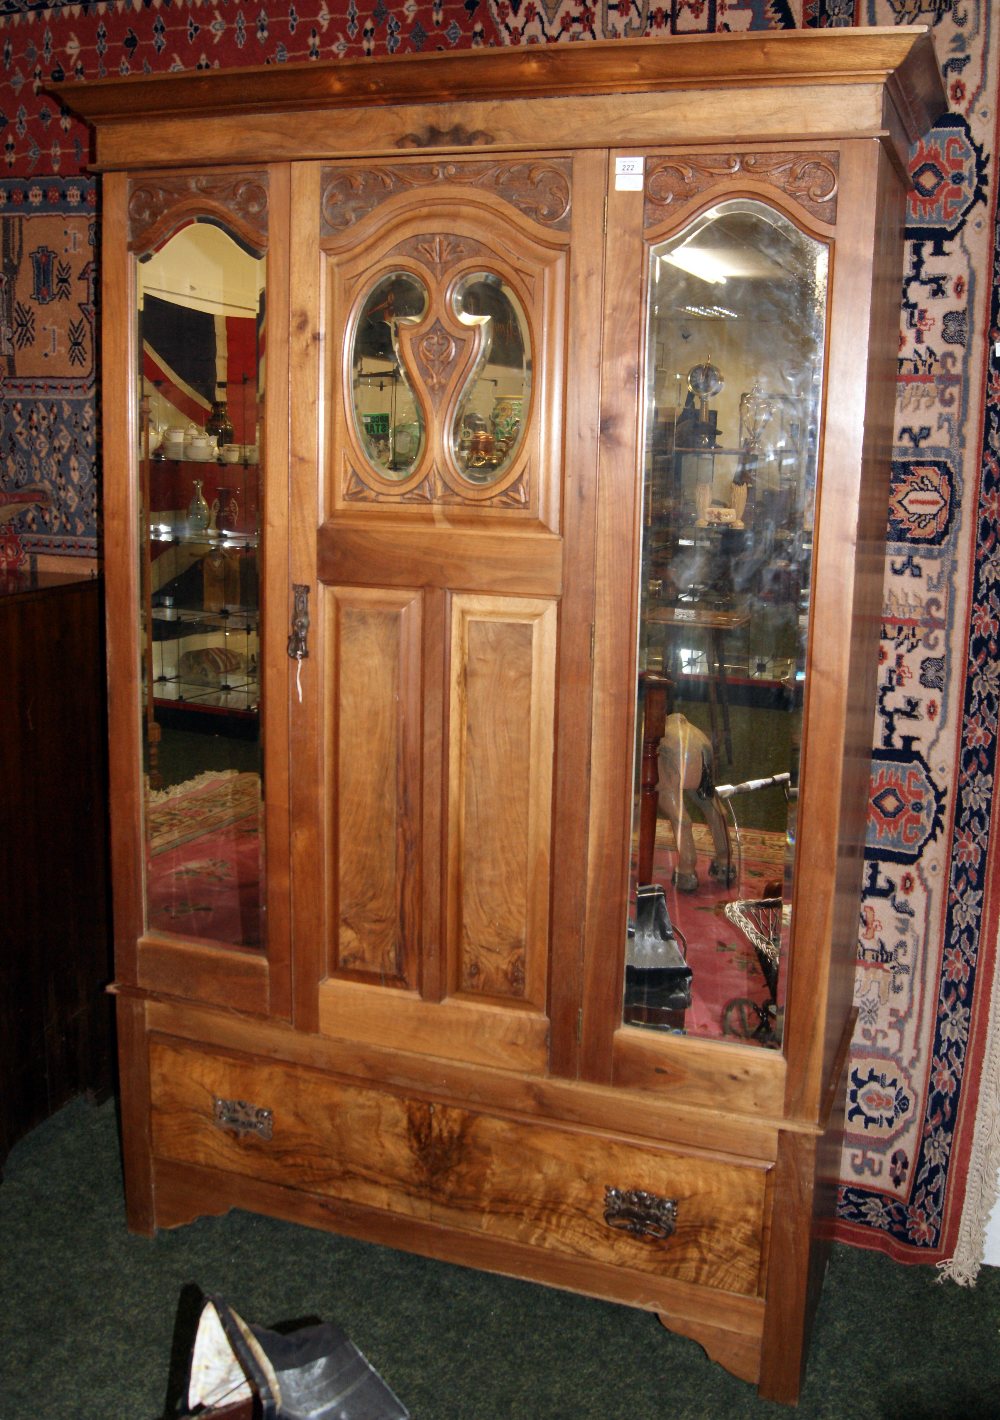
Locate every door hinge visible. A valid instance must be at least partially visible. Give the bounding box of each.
[590,623,596,661]
[577,1007,584,1043]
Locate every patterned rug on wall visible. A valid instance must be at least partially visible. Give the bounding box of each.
[2,0,998,1276]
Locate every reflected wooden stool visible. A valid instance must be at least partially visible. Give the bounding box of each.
[636,671,673,886]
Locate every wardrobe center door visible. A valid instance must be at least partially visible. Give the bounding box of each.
[290,155,605,1075]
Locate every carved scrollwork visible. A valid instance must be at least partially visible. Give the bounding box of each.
[497,473,530,509]
[490,162,571,228]
[128,173,269,251]
[212,1096,274,1142]
[645,152,839,225]
[603,1186,678,1242]
[406,233,476,276]
[321,159,572,236]
[321,169,404,234]
[412,320,457,396]
[344,459,530,510]
[396,123,495,150]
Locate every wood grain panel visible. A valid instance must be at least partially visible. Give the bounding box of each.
[64,32,942,131]
[150,994,783,1160]
[328,587,422,987]
[447,594,556,1008]
[612,1027,787,1121]
[318,979,550,1072]
[430,1106,769,1297]
[150,1037,431,1220]
[318,524,562,595]
[137,937,269,1016]
[150,1034,767,1296]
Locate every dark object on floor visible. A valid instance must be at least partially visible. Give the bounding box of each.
[185,1295,409,1419]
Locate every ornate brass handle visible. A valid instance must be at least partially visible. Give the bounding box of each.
[213,1096,274,1142]
[603,1186,677,1242]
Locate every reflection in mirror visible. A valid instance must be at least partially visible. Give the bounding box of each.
[351,272,427,479]
[450,272,531,484]
[137,218,266,950]
[624,199,828,1050]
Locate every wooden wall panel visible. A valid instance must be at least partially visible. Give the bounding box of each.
[328,586,422,987]
[447,594,556,1008]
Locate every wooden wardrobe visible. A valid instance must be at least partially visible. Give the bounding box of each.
[65,28,944,1403]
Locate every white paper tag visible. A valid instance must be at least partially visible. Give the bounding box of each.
[614,156,645,191]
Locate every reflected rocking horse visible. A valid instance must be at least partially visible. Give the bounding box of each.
[636,672,734,894]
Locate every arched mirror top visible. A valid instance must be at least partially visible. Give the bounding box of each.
[128,173,270,255]
[138,220,265,318]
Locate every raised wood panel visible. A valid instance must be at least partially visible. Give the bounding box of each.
[137,938,269,1016]
[127,169,269,254]
[317,524,563,596]
[446,594,556,1009]
[612,1027,787,1121]
[327,586,422,988]
[318,979,550,1073]
[150,1035,768,1296]
[642,147,840,229]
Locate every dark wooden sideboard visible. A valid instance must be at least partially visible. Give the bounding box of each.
[0,572,113,1168]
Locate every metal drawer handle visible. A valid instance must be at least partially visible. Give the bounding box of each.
[604,1186,677,1242]
[287,583,310,662]
[213,1096,274,1142]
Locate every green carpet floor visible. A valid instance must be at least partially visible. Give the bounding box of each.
[2,1096,998,1419]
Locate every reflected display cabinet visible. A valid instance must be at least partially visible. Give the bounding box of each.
[66,29,944,1404]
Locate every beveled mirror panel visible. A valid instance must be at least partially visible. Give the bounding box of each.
[350,271,428,479]
[449,272,531,485]
[137,217,266,950]
[624,198,828,1049]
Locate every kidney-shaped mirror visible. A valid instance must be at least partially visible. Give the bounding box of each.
[449,271,531,485]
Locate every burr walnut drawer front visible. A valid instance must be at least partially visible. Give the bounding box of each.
[149,1037,770,1296]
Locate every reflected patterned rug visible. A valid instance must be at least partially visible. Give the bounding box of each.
[638,821,787,1044]
[147,771,262,948]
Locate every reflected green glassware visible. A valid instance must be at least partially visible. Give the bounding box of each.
[187,478,210,533]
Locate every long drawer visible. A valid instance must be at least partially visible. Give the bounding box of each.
[149,1036,771,1297]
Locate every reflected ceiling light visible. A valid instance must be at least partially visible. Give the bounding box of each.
[681,302,738,320]
[661,246,730,285]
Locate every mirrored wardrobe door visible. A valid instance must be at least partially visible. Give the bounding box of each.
[624,197,830,1051]
[130,177,271,956]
